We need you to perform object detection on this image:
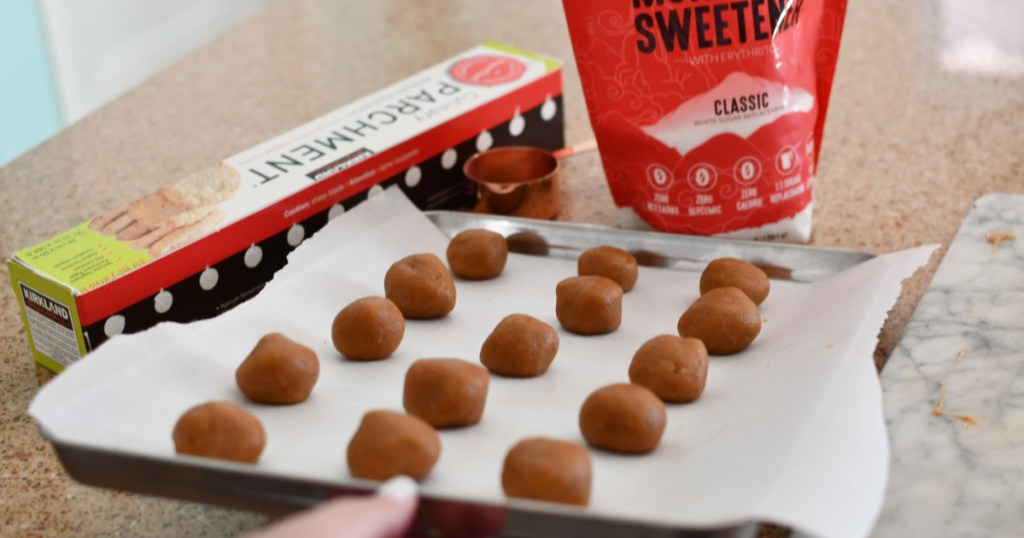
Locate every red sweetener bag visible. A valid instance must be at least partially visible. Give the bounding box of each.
[563,0,848,242]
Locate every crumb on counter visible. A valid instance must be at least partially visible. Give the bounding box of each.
[931,392,944,416]
[986,230,1016,256]
[931,392,980,428]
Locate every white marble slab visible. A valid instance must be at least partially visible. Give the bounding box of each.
[875,193,1024,537]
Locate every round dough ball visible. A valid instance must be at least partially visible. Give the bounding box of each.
[578,245,638,292]
[384,253,456,319]
[347,409,441,481]
[236,332,319,405]
[502,437,592,506]
[404,358,489,428]
[447,229,508,280]
[555,275,623,335]
[628,335,708,403]
[173,401,266,463]
[677,286,761,355]
[579,383,666,454]
[700,257,770,305]
[480,314,559,377]
[332,297,405,361]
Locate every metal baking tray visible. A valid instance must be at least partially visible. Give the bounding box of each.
[427,211,874,282]
[44,211,874,537]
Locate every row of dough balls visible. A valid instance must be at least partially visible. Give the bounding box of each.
[172,228,772,508]
[553,243,771,458]
[565,247,772,458]
[556,244,769,354]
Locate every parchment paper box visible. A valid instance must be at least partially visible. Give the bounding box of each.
[8,42,564,373]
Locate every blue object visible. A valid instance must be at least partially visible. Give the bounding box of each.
[0,0,63,167]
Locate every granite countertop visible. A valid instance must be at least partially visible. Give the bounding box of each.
[1,0,1022,535]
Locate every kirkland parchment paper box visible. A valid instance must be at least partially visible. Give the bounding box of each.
[562,0,848,242]
[9,42,564,373]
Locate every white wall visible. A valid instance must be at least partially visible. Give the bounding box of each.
[40,0,272,124]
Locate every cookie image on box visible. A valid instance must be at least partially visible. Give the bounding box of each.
[90,163,241,257]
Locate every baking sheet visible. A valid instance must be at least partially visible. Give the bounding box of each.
[30,188,936,538]
[426,212,876,283]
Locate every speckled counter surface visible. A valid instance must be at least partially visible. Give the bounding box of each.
[1,0,1022,536]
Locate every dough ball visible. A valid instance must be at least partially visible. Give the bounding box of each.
[236,332,319,405]
[173,400,266,463]
[480,314,559,377]
[579,383,666,454]
[404,358,490,428]
[447,229,508,280]
[700,257,770,305]
[384,253,457,319]
[628,335,708,403]
[346,409,441,481]
[555,276,622,335]
[578,245,638,292]
[677,286,761,355]
[332,296,404,361]
[502,437,592,506]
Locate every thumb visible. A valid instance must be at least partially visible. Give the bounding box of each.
[350,475,420,537]
[246,475,419,538]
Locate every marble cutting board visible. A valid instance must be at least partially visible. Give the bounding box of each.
[874,193,1023,537]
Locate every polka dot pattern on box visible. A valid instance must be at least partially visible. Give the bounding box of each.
[82,97,565,351]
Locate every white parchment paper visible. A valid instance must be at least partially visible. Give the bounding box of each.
[30,188,936,538]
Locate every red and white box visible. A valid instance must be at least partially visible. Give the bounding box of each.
[8,42,564,373]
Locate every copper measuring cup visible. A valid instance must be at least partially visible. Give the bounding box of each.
[463,140,597,220]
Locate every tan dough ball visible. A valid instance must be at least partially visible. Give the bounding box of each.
[404,358,490,428]
[447,229,508,280]
[346,409,441,481]
[502,437,592,506]
[579,383,666,454]
[555,275,623,335]
[578,245,638,292]
[677,286,761,355]
[384,253,456,319]
[700,257,770,305]
[332,297,405,361]
[173,401,266,463]
[480,314,559,377]
[628,335,708,403]
[236,333,319,405]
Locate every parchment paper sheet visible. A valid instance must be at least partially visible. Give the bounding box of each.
[31,188,936,538]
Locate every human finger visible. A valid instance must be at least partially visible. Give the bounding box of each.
[248,475,418,538]
[131,223,175,251]
[116,220,153,242]
[89,207,125,232]
[100,211,137,236]
[146,210,224,256]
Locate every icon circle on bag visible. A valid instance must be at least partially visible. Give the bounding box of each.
[775,146,799,174]
[687,163,717,192]
[646,163,673,190]
[733,157,761,186]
